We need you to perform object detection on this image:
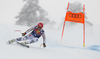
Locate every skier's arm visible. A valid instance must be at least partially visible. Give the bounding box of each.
[22,26,35,36]
[25,26,35,33]
[42,32,46,47]
[42,32,46,43]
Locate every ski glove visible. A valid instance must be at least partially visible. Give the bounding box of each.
[22,32,26,36]
[43,43,46,48]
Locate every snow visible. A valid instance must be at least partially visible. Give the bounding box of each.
[0,23,100,59]
[0,0,100,59]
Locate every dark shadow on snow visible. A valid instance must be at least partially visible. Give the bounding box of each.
[87,45,100,52]
[51,44,100,52]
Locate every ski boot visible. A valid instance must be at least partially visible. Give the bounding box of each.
[17,41,29,48]
[20,41,29,45]
[8,39,16,44]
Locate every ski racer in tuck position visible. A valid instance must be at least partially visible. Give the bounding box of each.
[8,22,46,48]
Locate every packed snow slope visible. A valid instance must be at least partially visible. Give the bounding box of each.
[0,23,100,59]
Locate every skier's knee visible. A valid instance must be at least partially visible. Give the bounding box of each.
[16,37,22,41]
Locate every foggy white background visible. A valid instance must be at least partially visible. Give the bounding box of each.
[0,0,100,26]
[0,0,100,59]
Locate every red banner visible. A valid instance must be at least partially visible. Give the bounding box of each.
[65,11,84,24]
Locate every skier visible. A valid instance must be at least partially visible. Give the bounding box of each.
[8,22,46,48]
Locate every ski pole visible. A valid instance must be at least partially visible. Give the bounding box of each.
[14,30,22,34]
[14,30,24,39]
[40,43,43,47]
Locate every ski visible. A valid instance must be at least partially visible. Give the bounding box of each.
[17,42,29,48]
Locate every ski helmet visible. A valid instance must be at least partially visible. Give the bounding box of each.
[37,23,43,28]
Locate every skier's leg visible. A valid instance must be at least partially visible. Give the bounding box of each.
[21,34,38,45]
[8,37,23,44]
[30,38,38,44]
[8,34,30,44]
[29,36,38,44]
